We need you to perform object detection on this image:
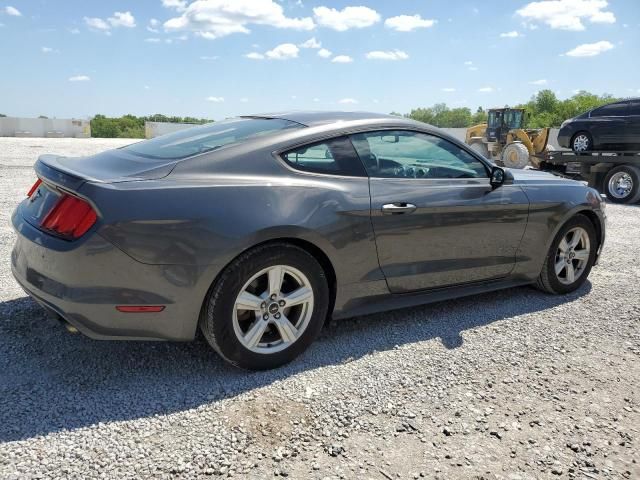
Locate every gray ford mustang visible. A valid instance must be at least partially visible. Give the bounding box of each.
[11,111,606,369]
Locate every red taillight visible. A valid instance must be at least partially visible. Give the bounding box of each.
[41,194,97,239]
[116,306,166,313]
[27,179,42,197]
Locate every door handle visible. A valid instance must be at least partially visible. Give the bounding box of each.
[381,202,417,214]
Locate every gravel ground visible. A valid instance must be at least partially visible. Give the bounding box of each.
[0,137,638,479]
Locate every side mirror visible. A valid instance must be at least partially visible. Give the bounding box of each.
[490,166,506,189]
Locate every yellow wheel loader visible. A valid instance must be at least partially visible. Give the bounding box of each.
[465,108,552,168]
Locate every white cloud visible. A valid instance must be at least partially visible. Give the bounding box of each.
[313,97,320,102]
[240,97,249,102]
[299,37,321,49]
[245,52,265,60]
[384,14,435,32]
[313,6,380,31]
[41,47,55,53]
[206,96,225,102]
[145,38,161,43]
[84,17,110,31]
[317,48,332,58]
[338,98,358,104]
[69,75,90,82]
[468,66,478,71]
[84,11,136,33]
[4,6,21,16]
[529,79,548,85]
[516,0,615,31]
[500,30,521,38]
[478,86,494,92]
[162,0,187,11]
[464,60,473,65]
[200,55,219,60]
[332,55,353,63]
[164,0,314,40]
[265,43,299,60]
[108,11,136,28]
[365,49,408,61]
[442,87,456,92]
[565,40,614,57]
[147,18,160,33]
[69,27,80,34]
[144,85,150,90]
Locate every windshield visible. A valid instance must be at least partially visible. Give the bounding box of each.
[122,117,301,160]
[504,110,523,129]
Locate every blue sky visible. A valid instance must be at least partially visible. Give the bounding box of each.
[0,0,638,119]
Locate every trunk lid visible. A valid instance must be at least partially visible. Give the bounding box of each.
[35,149,177,187]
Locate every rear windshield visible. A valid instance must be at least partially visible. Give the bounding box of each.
[122,117,301,160]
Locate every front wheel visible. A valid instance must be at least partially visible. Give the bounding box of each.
[200,243,329,370]
[571,132,592,152]
[535,215,597,295]
[603,165,640,204]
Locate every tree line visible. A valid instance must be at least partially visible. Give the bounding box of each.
[401,90,622,129]
[90,114,213,138]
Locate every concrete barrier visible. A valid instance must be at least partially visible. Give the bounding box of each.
[145,121,201,139]
[0,117,91,138]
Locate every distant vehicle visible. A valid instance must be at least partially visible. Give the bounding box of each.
[465,107,552,169]
[12,112,606,370]
[558,98,640,152]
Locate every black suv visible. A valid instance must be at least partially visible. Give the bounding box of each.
[558,98,640,152]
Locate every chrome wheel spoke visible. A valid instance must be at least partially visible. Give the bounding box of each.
[268,266,284,297]
[565,263,575,283]
[244,319,269,348]
[555,259,566,276]
[283,286,313,308]
[573,249,589,261]
[273,314,298,343]
[236,291,264,312]
[568,231,582,249]
[558,238,569,253]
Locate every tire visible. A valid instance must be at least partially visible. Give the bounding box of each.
[602,165,640,204]
[571,132,592,153]
[535,214,597,295]
[199,243,329,370]
[501,142,530,169]
[469,142,489,158]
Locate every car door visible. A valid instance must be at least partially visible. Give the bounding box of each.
[350,130,529,294]
[589,102,629,147]
[625,100,640,148]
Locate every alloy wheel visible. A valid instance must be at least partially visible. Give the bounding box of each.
[554,227,591,285]
[232,265,314,354]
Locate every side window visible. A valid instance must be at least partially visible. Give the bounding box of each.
[281,136,366,176]
[591,102,629,117]
[351,130,488,179]
[629,101,640,116]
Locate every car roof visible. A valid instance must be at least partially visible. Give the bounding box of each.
[242,111,401,127]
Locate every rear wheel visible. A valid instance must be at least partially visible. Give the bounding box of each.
[535,215,597,295]
[200,243,329,370]
[571,132,592,152]
[603,165,640,204]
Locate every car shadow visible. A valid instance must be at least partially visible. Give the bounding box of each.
[0,281,591,442]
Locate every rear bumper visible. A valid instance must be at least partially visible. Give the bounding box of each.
[11,206,212,341]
